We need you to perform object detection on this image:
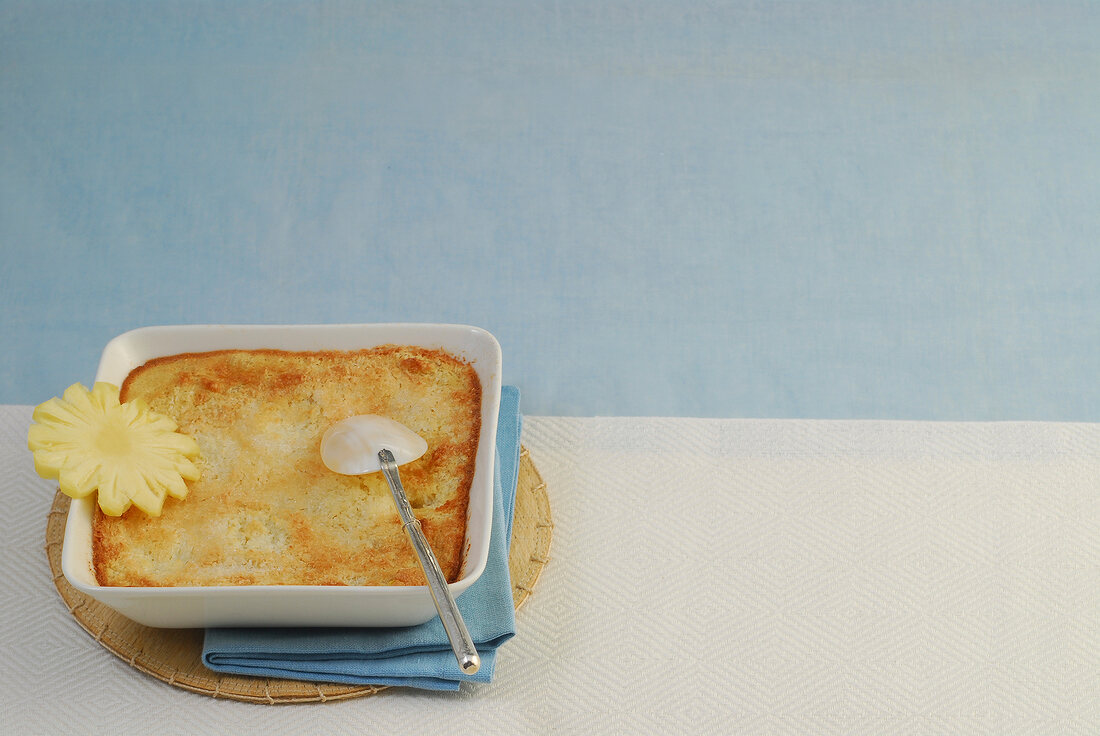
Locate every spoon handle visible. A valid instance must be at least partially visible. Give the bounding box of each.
[378,449,481,675]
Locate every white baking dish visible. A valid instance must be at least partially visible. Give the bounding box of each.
[61,324,502,628]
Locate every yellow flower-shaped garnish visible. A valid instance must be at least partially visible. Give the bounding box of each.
[27,382,201,517]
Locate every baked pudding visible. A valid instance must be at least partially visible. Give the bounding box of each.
[92,346,480,587]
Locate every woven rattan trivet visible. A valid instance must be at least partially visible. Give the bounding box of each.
[44,447,552,704]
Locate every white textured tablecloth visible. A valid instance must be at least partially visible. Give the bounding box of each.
[2,406,1098,734]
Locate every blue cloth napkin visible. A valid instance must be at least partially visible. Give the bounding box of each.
[201,386,522,691]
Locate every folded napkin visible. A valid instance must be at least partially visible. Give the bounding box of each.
[202,386,522,691]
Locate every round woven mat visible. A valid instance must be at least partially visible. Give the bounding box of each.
[44,447,553,704]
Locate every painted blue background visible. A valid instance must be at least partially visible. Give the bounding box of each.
[3,1,1099,418]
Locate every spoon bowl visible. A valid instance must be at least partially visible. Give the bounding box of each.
[320,415,428,475]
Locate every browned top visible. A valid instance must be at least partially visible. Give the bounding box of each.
[93,346,481,587]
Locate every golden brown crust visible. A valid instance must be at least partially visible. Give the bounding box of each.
[94,346,481,587]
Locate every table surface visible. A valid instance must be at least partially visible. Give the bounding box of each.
[3,405,1098,734]
[4,2,1100,419]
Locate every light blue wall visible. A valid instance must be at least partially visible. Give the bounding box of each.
[4,2,1099,418]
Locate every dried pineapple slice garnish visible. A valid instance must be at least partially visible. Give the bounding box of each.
[28,382,201,517]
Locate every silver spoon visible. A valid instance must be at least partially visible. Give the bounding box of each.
[320,415,480,675]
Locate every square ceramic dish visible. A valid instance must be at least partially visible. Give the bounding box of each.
[61,323,502,628]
